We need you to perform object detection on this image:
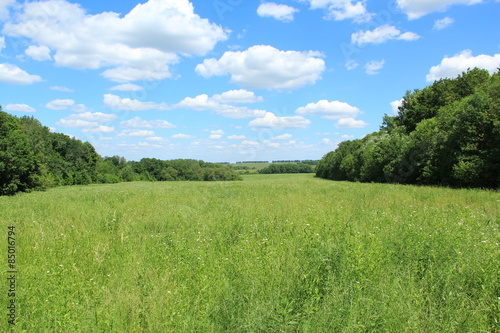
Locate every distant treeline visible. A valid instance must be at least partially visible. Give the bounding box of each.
[316,68,500,189]
[258,163,314,174]
[0,111,241,195]
[234,160,319,164]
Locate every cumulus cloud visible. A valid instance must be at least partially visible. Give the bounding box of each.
[396,0,483,20]
[175,93,267,118]
[118,129,155,137]
[351,25,420,45]
[50,86,74,92]
[25,45,52,61]
[390,99,403,115]
[426,50,500,82]
[104,94,168,111]
[46,99,75,110]
[303,0,372,22]
[82,126,114,133]
[172,133,195,139]
[209,129,225,139]
[365,59,385,75]
[433,17,454,30]
[110,83,144,91]
[248,112,311,129]
[336,118,368,128]
[211,89,263,104]
[195,45,325,90]
[0,63,42,84]
[296,100,360,119]
[4,104,36,112]
[120,116,176,129]
[57,112,117,133]
[273,134,293,140]
[0,0,15,21]
[145,136,168,142]
[228,135,247,140]
[257,3,299,22]
[0,36,5,51]
[345,60,359,70]
[3,0,228,82]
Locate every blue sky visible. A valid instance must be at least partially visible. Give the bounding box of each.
[1,0,499,163]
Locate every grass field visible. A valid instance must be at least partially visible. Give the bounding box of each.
[1,174,499,332]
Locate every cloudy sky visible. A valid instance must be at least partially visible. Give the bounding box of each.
[1,0,499,162]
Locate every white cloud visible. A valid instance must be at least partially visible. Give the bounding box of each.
[196,45,325,90]
[101,66,173,83]
[82,125,114,133]
[365,59,385,75]
[351,25,420,45]
[266,142,280,148]
[257,3,299,22]
[0,36,5,51]
[390,99,403,115]
[396,0,483,20]
[110,83,144,91]
[304,0,372,22]
[248,112,311,129]
[3,0,228,82]
[118,129,155,137]
[46,99,75,110]
[341,134,355,139]
[296,100,360,119]
[172,133,195,139]
[273,134,293,140]
[321,138,331,144]
[4,104,36,112]
[57,119,97,128]
[426,50,500,82]
[0,63,42,84]
[345,60,359,70]
[146,136,168,142]
[433,17,455,30]
[209,129,225,139]
[0,0,15,21]
[242,140,259,146]
[120,116,175,129]
[211,89,263,104]
[175,93,267,118]
[25,45,52,61]
[57,112,117,132]
[70,112,117,122]
[50,86,74,92]
[336,118,368,128]
[103,94,168,111]
[228,135,247,140]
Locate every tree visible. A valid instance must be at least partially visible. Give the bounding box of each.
[0,110,39,195]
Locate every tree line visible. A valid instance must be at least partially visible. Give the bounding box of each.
[0,111,241,195]
[258,163,314,174]
[316,68,500,189]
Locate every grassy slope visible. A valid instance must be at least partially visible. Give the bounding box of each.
[1,174,498,332]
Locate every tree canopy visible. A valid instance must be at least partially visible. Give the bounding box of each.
[316,68,500,189]
[0,110,241,195]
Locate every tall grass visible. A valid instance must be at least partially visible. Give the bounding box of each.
[1,174,498,332]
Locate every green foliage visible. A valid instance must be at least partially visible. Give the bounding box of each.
[0,111,241,195]
[317,68,500,189]
[0,111,39,195]
[258,163,314,174]
[1,174,498,331]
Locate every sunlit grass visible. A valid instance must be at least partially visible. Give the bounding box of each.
[1,174,498,332]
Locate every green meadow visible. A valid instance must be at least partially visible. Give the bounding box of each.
[1,174,498,332]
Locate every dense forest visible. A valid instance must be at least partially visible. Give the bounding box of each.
[258,163,314,174]
[316,68,500,189]
[0,111,240,195]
